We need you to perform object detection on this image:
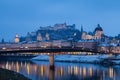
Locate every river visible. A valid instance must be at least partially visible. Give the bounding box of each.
[0,59,120,80]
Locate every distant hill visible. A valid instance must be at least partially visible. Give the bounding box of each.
[20,23,81,42]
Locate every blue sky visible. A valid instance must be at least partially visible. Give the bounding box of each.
[0,0,120,41]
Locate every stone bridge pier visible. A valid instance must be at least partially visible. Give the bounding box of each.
[49,53,54,70]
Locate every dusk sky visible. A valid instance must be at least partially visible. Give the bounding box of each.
[0,0,120,41]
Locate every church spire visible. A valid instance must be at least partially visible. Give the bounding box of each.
[80,25,83,39]
[81,25,83,33]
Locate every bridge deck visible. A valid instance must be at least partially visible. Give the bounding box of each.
[0,47,99,53]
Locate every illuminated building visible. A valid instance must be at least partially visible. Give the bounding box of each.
[94,24,103,40]
[46,33,50,41]
[81,24,103,40]
[14,34,20,43]
[82,31,87,40]
[37,33,42,41]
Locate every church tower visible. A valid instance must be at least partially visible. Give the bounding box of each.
[46,33,50,41]
[94,24,103,40]
[37,33,42,41]
[14,34,20,43]
[80,25,83,39]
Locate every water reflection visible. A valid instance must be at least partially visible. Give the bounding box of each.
[0,60,120,80]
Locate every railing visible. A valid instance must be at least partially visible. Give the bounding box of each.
[0,46,98,53]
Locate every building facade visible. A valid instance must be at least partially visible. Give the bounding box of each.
[82,24,103,40]
[14,34,20,43]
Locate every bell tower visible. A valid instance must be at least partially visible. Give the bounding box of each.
[46,33,50,41]
[14,34,20,43]
[37,33,42,41]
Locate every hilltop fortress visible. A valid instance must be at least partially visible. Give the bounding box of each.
[14,23,106,43]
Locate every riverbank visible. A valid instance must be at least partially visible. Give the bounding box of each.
[0,68,31,80]
[0,54,37,60]
[32,54,120,65]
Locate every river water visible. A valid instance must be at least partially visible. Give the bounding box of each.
[0,60,120,80]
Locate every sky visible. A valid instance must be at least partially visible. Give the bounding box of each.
[0,0,120,41]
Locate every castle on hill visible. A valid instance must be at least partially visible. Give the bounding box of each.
[14,23,107,43]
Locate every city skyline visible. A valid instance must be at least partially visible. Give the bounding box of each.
[0,0,120,41]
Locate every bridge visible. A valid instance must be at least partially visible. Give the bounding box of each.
[0,47,98,53]
[0,41,98,53]
[0,46,98,70]
[0,41,115,70]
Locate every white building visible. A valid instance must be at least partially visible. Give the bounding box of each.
[37,33,42,41]
[82,24,103,40]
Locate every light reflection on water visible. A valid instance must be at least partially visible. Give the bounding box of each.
[0,60,120,80]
